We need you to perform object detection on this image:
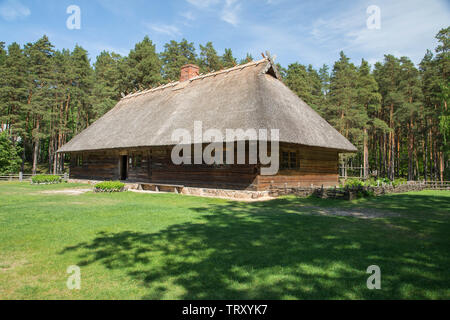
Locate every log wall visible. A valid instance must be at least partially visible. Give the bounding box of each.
[69,152,120,180]
[68,143,340,190]
[256,144,339,190]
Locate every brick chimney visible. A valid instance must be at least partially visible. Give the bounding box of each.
[180,64,200,82]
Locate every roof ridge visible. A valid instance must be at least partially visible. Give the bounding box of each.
[121,58,269,101]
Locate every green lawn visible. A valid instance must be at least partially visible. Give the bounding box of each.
[0,182,449,300]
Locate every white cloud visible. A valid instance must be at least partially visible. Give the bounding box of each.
[180,11,195,21]
[186,0,220,9]
[0,0,30,21]
[185,0,241,26]
[144,23,181,37]
[309,0,450,64]
[221,0,241,26]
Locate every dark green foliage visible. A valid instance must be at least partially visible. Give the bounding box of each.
[198,41,222,73]
[160,39,197,81]
[125,36,163,92]
[0,29,448,180]
[284,62,324,113]
[31,174,62,184]
[343,178,365,188]
[239,53,253,65]
[0,131,21,174]
[280,27,449,181]
[94,181,125,192]
[221,48,237,68]
[0,43,28,140]
[91,51,123,118]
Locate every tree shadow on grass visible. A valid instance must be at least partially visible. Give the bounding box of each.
[60,195,450,300]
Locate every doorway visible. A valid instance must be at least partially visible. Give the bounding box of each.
[120,155,128,180]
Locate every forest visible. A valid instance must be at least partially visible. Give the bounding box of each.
[0,26,448,181]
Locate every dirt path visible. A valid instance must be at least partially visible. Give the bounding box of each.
[40,188,92,196]
[301,206,399,219]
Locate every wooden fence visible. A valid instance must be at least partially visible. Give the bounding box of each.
[269,180,450,199]
[0,173,67,182]
[418,180,450,190]
[339,166,369,179]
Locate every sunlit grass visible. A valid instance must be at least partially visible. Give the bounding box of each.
[0,182,449,299]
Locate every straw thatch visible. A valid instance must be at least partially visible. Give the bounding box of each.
[58,58,357,153]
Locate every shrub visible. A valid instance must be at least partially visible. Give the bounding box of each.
[0,131,21,175]
[94,181,125,193]
[32,175,62,184]
[344,178,364,188]
[392,178,407,187]
[363,177,377,187]
[376,177,392,186]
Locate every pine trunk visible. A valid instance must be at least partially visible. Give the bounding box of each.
[32,118,40,175]
[363,127,369,179]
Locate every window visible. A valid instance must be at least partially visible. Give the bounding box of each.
[280,150,299,170]
[135,155,142,168]
[289,152,297,169]
[77,155,83,167]
[281,151,289,169]
[129,154,143,168]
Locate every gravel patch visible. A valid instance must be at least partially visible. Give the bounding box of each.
[302,206,400,219]
[40,189,92,196]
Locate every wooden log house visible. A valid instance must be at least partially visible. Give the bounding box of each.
[58,55,357,191]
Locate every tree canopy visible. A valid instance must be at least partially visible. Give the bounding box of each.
[0,28,448,181]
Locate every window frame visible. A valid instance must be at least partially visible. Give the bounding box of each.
[77,155,83,167]
[280,148,300,171]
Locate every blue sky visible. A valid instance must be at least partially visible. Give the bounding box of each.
[0,0,449,68]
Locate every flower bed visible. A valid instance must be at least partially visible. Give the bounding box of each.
[94,181,125,193]
[31,175,62,184]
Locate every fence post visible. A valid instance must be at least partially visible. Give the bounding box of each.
[19,172,23,182]
[64,172,68,181]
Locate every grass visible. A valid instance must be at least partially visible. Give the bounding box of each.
[0,182,449,300]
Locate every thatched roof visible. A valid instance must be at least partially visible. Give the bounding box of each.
[58,58,357,153]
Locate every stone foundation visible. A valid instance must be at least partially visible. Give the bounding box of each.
[69,179,448,201]
[181,187,271,201]
[269,181,449,200]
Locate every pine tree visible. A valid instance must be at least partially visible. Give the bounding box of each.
[221,48,237,68]
[160,39,197,81]
[318,64,330,96]
[70,45,94,132]
[0,42,6,65]
[397,57,423,180]
[434,27,449,181]
[91,51,123,119]
[326,52,359,137]
[356,59,383,178]
[198,42,222,73]
[51,49,72,173]
[126,36,163,92]
[0,43,28,141]
[239,53,253,65]
[0,131,21,174]
[24,35,54,174]
[420,50,440,181]
[284,63,323,113]
[0,42,5,134]
[373,55,402,178]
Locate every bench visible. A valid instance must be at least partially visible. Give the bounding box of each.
[139,183,184,194]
